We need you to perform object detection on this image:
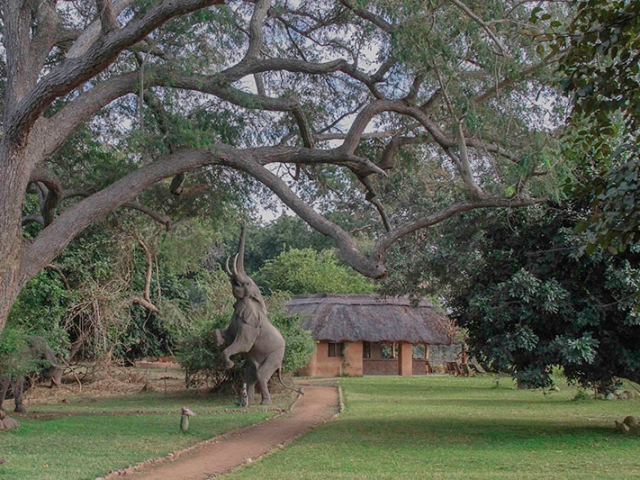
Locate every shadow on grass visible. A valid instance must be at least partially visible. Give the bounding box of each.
[21,388,297,417]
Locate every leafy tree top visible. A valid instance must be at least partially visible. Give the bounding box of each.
[0,0,577,329]
[257,248,376,296]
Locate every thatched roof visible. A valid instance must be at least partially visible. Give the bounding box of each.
[285,294,453,345]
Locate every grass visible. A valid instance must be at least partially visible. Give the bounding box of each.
[225,376,640,480]
[0,388,293,480]
[2,375,640,479]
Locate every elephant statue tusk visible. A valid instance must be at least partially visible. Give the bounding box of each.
[233,253,239,276]
[237,225,246,273]
[225,256,233,276]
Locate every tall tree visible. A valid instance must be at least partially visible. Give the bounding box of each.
[256,247,376,295]
[550,0,640,250]
[0,1,571,330]
[381,205,640,391]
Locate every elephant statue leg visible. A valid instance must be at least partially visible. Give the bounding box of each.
[221,324,260,370]
[244,361,258,405]
[255,347,285,405]
[257,377,272,405]
[214,328,226,347]
[11,378,26,413]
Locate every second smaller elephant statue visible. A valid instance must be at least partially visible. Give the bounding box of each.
[0,336,62,413]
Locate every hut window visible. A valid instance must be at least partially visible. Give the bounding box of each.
[363,341,371,359]
[328,342,344,358]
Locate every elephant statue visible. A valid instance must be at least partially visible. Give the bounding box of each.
[214,227,301,405]
[0,336,62,413]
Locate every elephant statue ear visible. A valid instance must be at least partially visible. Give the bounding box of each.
[236,300,264,327]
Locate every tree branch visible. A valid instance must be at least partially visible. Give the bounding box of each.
[473,51,564,104]
[130,231,160,314]
[449,0,509,57]
[245,0,270,60]
[96,0,120,33]
[372,196,546,259]
[122,202,171,230]
[8,0,224,146]
[339,0,395,33]
[27,166,64,226]
[66,0,134,58]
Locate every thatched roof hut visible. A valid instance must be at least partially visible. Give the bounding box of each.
[286,294,453,345]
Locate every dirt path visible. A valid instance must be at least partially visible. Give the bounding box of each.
[112,384,340,480]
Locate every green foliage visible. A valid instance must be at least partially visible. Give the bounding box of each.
[266,294,316,373]
[256,248,376,296]
[560,1,640,139]
[381,204,640,390]
[549,1,640,251]
[457,207,640,389]
[0,327,29,377]
[243,216,334,272]
[176,311,234,389]
[7,270,73,356]
[0,331,58,379]
[578,145,640,252]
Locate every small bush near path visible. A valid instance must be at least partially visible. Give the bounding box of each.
[225,376,640,480]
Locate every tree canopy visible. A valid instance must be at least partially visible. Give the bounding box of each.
[0,0,574,331]
[256,247,376,295]
[553,0,640,251]
[381,205,640,391]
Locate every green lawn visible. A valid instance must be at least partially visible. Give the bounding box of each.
[225,376,640,480]
[0,388,290,480]
[2,376,639,479]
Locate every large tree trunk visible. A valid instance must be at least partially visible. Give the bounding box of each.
[0,149,32,331]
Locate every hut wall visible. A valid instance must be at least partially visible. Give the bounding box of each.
[343,341,363,376]
[363,358,432,375]
[363,359,399,375]
[398,342,413,376]
[305,341,344,376]
[299,341,436,377]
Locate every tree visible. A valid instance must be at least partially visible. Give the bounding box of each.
[548,1,640,250]
[382,205,640,391]
[256,247,376,295]
[1,1,572,331]
[240,216,334,273]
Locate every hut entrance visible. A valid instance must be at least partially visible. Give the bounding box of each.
[361,341,409,376]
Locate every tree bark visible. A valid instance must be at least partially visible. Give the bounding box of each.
[0,147,33,331]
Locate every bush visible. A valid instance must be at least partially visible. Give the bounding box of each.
[176,311,236,390]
